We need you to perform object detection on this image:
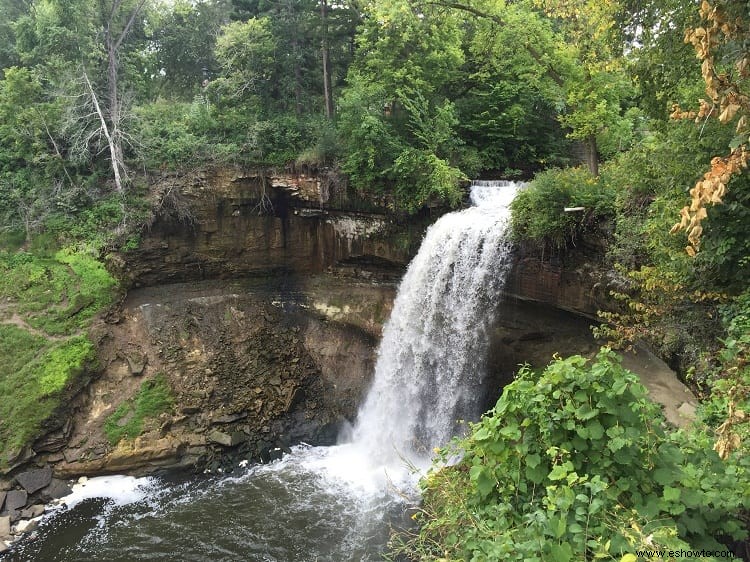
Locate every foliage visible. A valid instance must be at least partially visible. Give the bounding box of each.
[393,350,750,561]
[104,373,173,445]
[0,328,95,463]
[510,167,615,252]
[670,0,750,255]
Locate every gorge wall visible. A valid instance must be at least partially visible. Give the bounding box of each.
[17,169,618,478]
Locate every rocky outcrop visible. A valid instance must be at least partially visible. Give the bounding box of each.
[504,239,618,318]
[114,168,431,288]
[37,275,391,477]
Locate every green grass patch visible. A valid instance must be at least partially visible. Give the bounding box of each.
[104,374,174,445]
[0,328,95,463]
[0,247,117,335]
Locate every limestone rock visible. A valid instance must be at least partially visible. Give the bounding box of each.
[0,515,9,539]
[4,490,27,511]
[0,491,5,511]
[16,466,52,494]
[211,412,247,425]
[14,518,38,533]
[207,430,245,447]
[20,505,44,519]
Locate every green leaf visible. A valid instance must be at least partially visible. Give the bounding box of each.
[663,486,681,502]
[470,465,495,499]
[549,541,573,561]
[653,468,675,486]
[473,427,491,441]
[575,403,599,420]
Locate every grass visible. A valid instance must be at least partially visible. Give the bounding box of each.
[0,247,117,335]
[104,374,174,445]
[0,244,117,465]
[0,326,95,462]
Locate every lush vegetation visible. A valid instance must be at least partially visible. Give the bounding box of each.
[104,373,174,445]
[391,351,749,561]
[0,0,749,557]
[0,326,96,461]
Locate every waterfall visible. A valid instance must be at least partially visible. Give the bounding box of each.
[24,181,523,562]
[347,180,520,464]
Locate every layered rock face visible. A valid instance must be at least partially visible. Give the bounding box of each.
[29,168,415,476]
[118,169,420,286]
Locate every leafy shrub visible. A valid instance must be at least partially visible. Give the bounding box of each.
[511,167,615,252]
[394,349,749,561]
[104,374,173,445]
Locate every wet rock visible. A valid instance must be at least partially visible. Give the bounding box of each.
[4,490,27,511]
[207,430,246,447]
[40,479,72,502]
[16,466,52,494]
[20,505,44,519]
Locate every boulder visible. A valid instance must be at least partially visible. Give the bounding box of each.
[207,430,246,447]
[16,466,52,494]
[14,518,38,533]
[20,505,44,519]
[0,515,9,539]
[4,490,27,511]
[2,511,19,523]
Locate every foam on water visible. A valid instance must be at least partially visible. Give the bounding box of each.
[61,475,157,510]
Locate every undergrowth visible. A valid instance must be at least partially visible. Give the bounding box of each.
[0,327,95,462]
[104,374,174,445]
[390,349,750,561]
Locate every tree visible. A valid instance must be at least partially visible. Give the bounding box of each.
[151,0,230,99]
[213,17,276,110]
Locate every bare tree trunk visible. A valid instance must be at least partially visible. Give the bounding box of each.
[83,70,124,193]
[97,0,147,192]
[584,135,599,177]
[321,0,334,119]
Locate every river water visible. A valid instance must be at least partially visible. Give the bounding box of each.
[4,181,520,562]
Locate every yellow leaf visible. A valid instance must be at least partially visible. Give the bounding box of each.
[621,554,638,562]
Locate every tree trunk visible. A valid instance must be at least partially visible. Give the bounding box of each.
[83,70,124,193]
[321,0,334,119]
[584,135,599,177]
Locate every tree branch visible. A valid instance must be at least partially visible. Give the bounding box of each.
[113,0,148,52]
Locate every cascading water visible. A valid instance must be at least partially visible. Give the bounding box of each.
[10,180,520,562]
[347,180,520,464]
